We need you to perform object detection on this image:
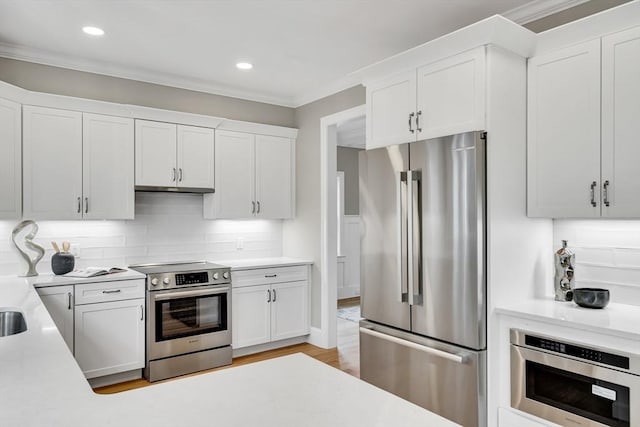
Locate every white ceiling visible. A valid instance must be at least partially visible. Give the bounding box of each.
[0,0,584,107]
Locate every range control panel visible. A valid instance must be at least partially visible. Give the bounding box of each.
[525,334,629,369]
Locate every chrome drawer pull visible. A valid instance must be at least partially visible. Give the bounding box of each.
[102,289,122,294]
[265,274,277,278]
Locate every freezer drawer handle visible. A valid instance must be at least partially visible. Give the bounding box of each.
[360,327,468,364]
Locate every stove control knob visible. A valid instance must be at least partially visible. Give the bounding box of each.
[223,272,230,280]
[163,277,171,285]
[213,272,220,280]
[150,278,159,286]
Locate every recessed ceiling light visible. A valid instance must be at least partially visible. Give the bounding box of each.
[82,26,105,36]
[236,62,253,70]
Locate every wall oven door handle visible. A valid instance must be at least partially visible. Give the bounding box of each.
[360,327,467,364]
[154,286,230,301]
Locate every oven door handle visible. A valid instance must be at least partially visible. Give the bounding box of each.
[153,287,230,300]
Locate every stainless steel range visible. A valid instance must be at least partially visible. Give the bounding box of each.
[129,261,232,382]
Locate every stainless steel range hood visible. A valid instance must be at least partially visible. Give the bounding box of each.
[135,185,215,194]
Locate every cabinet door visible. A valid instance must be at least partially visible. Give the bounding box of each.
[135,120,177,187]
[176,125,215,189]
[211,130,255,218]
[527,40,601,218]
[37,286,74,353]
[416,46,485,140]
[74,298,145,379]
[23,106,83,219]
[83,113,134,219]
[366,70,416,149]
[232,285,271,349]
[0,98,21,219]
[602,27,640,217]
[271,281,309,342]
[255,135,293,219]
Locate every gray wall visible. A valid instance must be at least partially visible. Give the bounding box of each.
[283,85,366,328]
[337,146,362,215]
[0,57,295,127]
[524,0,631,33]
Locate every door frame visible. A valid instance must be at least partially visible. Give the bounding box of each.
[313,104,365,349]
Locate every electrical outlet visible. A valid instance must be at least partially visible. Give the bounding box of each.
[70,243,81,258]
[236,237,244,250]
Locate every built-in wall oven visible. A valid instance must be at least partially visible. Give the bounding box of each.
[129,261,232,382]
[511,329,640,427]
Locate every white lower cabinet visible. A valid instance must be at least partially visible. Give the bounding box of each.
[36,286,74,352]
[232,266,310,350]
[75,298,145,379]
[498,408,559,427]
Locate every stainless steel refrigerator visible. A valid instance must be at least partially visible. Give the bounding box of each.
[359,131,486,427]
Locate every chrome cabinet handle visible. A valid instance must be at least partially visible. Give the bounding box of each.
[256,201,261,214]
[172,168,177,182]
[252,201,256,214]
[84,197,88,214]
[590,181,597,207]
[265,274,277,278]
[416,110,422,132]
[140,305,144,321]
[102,289,122,294]
[77,197,81,213]
[267,289,271,303]
[603,180,610,207]
[272,289,276,302]
[179,168,183,182]
[408,112,415,133]
[67,292,72,310]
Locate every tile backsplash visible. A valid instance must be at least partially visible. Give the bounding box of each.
[0,192,282,276]
[554,220,640,306]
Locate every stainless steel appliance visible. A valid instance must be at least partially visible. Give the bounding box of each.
[511,329,639,427]
[129,261,232,382]
[359,131,486,427]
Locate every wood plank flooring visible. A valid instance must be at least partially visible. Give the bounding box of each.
[95,298,361,394]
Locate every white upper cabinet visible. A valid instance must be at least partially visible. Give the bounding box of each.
[0,98,21,219]
[365,46,486,149]
[366,70,416,150]
[83,113,134,220]
[416,47,485,140]
[23,106,135,220]
[255,135,293,219]
[135,120,178,187]
[602,26,640,217]
[177,125,215,189]
[527,40,601,218]
[205,130,294,219]
[135,120,215,190]
[23,106,83,220]
[529,26,640,218]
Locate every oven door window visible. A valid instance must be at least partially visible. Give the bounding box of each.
[526,360,630,427]
[155,293,227,341]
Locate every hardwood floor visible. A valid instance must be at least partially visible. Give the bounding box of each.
[95,299,361,394]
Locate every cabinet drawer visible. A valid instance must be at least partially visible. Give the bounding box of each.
[75,279,145,305]
[232,265,308,288]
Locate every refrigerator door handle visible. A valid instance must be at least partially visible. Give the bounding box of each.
[407,170,422,306]
[360,327,468,364]
[397,171,409,303]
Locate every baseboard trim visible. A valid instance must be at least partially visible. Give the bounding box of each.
[232,335,309,358]
[88,369,142,388]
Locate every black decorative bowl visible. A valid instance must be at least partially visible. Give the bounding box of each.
[572,288,610,309]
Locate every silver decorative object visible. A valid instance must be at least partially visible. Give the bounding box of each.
[554,240,575,301]
[11,220,45,277]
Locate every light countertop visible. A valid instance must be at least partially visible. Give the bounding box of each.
[0,275,456,426]
[218,257,313,270]
[496,297,640,341]
[24,269,146,288]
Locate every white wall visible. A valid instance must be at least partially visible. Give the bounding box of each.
[0,192,282,276]
[553,219,640,306]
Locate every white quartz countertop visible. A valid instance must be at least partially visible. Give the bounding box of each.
[22,269,146,288]
[496,297,640,341]
[0,275,456,427]
[219,257,313,270]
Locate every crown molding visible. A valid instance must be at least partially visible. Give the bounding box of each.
[0,42,299,108]
[502,0,592,24]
